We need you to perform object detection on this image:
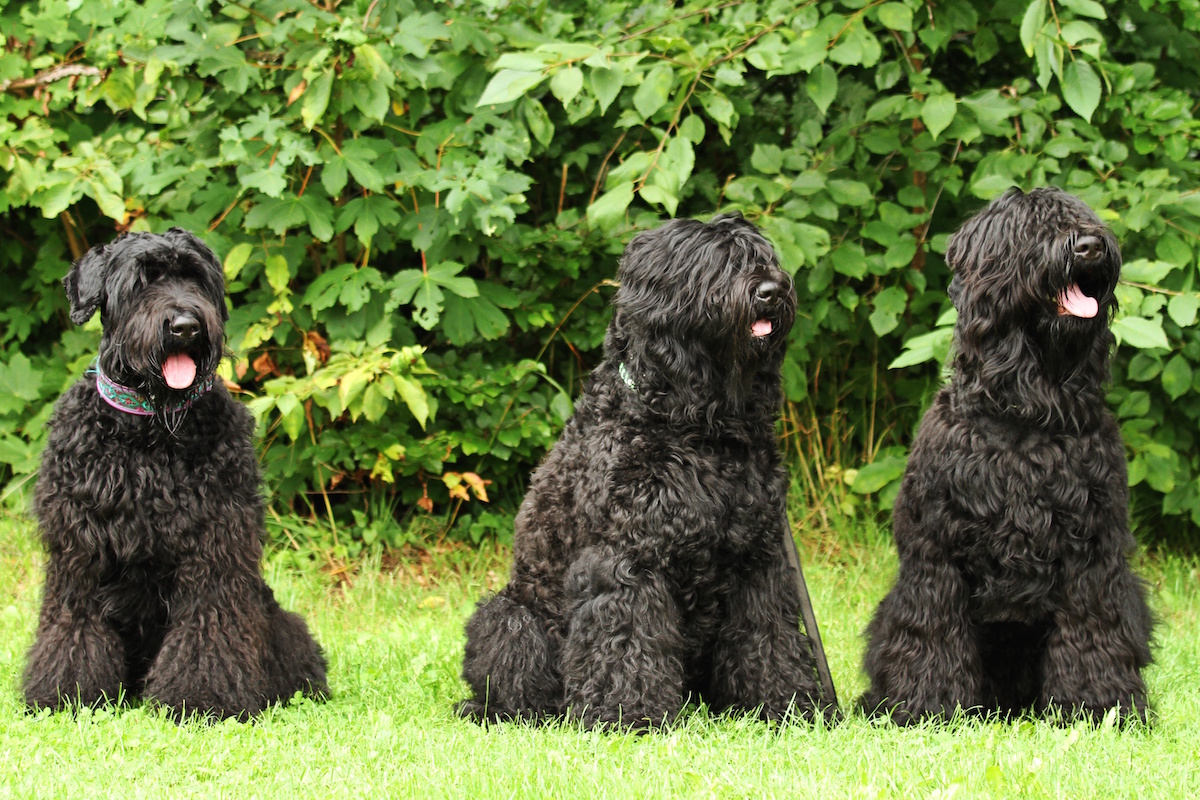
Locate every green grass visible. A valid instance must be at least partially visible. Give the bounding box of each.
[1,514,1198,799]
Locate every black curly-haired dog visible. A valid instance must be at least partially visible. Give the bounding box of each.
[860,187,1153,724]
[24,228,328,720]
[458,213,830,729]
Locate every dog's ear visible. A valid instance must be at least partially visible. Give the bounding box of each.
[63,243,111,325]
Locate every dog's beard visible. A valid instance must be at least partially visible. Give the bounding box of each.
[100,317,222,431]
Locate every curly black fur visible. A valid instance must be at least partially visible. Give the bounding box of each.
[458,214,831,729]
[24,229,328,720]
[859,187,1153,725]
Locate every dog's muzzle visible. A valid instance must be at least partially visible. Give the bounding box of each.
[1056,234,1110,319]
[161,310,206,390]
[751,279,789,338]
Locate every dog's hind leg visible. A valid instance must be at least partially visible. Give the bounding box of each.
[260,586,328,705]
[459,591,562,722]
[1039,561,1152,723]
[859,558,984,724]
[706,547,828,722]
[560,547,685,730]
[23,559,127,711]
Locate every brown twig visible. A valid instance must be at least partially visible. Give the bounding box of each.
[588,130,627,206]
[634,69,703,191]
[363,0,381,31]
[558,163,568,216]
[59,211,86,261]
[0,64,103,93]
[619,2,745,42]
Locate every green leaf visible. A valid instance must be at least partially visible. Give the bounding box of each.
[0,353,43,403]
[699,92,734,127]
[477,69,546,106]
[523,97,555,146]
[633,64,674,119]
[921,92,957,140]
[587,181,634,230]
[1060,0,1106,19]
[1121,259,1175,284]
[751,144,784,175]
[304,264,358,311]
[87,182,127,221]
[337,194,402,246]
[1167,294,1200,328]
[224,243,253,281]
[265,254,291,294]
[339,140,386,193]
[389,262,476,330]
[1161,355,1193,400]
[442,292,511,345]
[850,455,908,494]
[494,52,556,71]
[1117,390,1151,419]
[1020,0,1046,57]
[638,184,678,216]
[1125,353,1162,382]
[762,217,831,271]
[1034,35,1058,91]
[889,328,955,369]
[876,3,913,31]
[805,64,838,115]
[1155,233,1193,268]
[427,260,479,298]
[240,164,288,198]
[274,394,305,442]
[679,115,705,144]
[549,66,583,105]
[827,179,873,206]
[1113,316,1170,350]
[392,374,429,428]
[1061,60,1101,121]
[590,66,623,114]
[831,244,868,278]
[869,286,908,336]
[246,193,335,241]
[301,70,333,130]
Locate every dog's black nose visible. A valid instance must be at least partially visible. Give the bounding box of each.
[756,280,784,304]
[1074,235,1104,263]
[169,313,200,340]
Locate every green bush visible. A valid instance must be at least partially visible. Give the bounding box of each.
[1,0,1198,545]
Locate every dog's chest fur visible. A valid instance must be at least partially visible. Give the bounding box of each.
[36,380,259,568]
[513,381,788,631]
[899,391,1128,622]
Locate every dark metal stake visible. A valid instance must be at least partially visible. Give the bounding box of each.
[783,526,838,712]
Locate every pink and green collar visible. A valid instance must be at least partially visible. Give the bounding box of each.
[91,359,214,417]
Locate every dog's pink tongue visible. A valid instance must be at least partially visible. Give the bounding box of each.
[163,353,197,389]
[1058,284,1099,318]
[752,319,773,337]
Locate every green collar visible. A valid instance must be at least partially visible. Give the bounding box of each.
[618,362,637,392]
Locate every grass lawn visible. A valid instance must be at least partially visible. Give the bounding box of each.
[0,512,1197,799]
